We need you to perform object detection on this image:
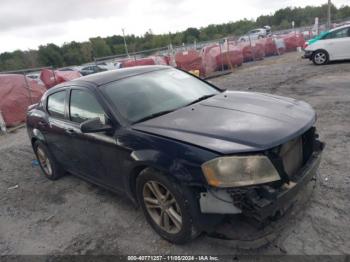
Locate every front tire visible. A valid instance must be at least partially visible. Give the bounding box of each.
[34,141,64,180]
[136,168,200,244]
[312,50,329,65]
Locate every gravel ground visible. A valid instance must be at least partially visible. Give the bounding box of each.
[1,52,350,255]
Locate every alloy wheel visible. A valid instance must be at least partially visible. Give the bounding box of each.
[37,147,53,176]
[314,52,327,65]
[143,181,182,234]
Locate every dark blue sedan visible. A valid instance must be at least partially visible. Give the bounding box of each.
[26,66,324,244]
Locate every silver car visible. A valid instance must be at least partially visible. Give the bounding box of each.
[239,27,271,42]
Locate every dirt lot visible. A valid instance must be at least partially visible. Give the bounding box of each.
[1,52,350,255]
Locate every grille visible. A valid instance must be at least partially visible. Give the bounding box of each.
[279,136,303,177]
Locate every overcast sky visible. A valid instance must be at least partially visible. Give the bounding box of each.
[0,0,348,53]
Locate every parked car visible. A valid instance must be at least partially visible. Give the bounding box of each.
[26,73,45,85]
[26,66,324,244]
[79,65,107,76]
[58,67,80,72]
[96,61,119,70]
[113,62,122,69]
[303,24,350,65]
[26,73,40,80]
[238,26,271,42]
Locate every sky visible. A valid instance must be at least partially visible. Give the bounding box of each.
[0,0,349,53]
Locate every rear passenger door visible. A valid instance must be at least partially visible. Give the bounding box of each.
[44,89,73,170]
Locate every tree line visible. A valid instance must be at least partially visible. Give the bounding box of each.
[1,4,349,71]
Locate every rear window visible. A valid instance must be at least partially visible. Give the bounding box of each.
[47,91,66,118]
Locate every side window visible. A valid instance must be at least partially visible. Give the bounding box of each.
[47,91,66,118]
[70,89,106,124]
[333,28,349,38]
[324,28,350,39]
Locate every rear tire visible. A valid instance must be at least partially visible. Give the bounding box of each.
[136,168,200,244]
[312,50,329,65]
[33,141,64,180]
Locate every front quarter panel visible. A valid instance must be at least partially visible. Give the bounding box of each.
[116,128,219,200]
[305,41,324,52]
[306,40,336,60]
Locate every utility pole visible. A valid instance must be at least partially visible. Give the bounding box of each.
[122,28,129,57]
[327,0,332,30]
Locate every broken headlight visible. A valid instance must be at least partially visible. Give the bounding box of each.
[201,155,280,188]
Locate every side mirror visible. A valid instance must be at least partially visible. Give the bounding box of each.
[80,117,113,133]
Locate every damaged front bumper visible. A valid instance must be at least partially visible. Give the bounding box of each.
[302,50,314,60]
[199,141,324,223]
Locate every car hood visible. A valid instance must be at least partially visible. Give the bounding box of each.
[132,91,316,154]
[307,31,328,46]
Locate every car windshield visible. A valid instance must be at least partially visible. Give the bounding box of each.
[102,68,220,123]
[319,31,329,38]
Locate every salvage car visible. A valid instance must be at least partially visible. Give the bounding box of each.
[26,66,324,244]
[238,26,271,42]
[303,24,350,65]
[79,65,107,76]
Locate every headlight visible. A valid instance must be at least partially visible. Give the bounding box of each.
[201,155,280,188]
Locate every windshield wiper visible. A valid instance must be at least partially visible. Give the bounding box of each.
[185,94,216,106]
[133,94,216,124]
[133,109,175,124]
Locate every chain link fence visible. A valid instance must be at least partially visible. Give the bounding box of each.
[92,15,350,67]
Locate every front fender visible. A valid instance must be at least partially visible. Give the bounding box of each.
[119,129,220,204]
[130,149,195,183]
[32,128,46,144]
[125,149,195,205]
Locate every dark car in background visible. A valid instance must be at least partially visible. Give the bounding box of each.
[26,66,324,244]
[79,65,107,76]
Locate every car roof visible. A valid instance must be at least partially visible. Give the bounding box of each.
[329,24,350,32]
[51,65,170,92]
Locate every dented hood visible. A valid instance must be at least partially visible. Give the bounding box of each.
[132,91,316,154]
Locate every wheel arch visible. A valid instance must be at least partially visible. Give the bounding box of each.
[31,128,46,147]
[313,49,330,59]
[128,164,149,205]
[128,162,188,206]
[312,49,330,65]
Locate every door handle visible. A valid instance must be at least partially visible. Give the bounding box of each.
[65,128,77,135]
[38,121,48,127]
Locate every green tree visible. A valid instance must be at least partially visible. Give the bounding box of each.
[183,27,200,43]
[89,37,112,58]
[280,19,291,29]
[336,5,350,20]
[38,44,64,67]
[61,41,84,65]
[80,42,93,62]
